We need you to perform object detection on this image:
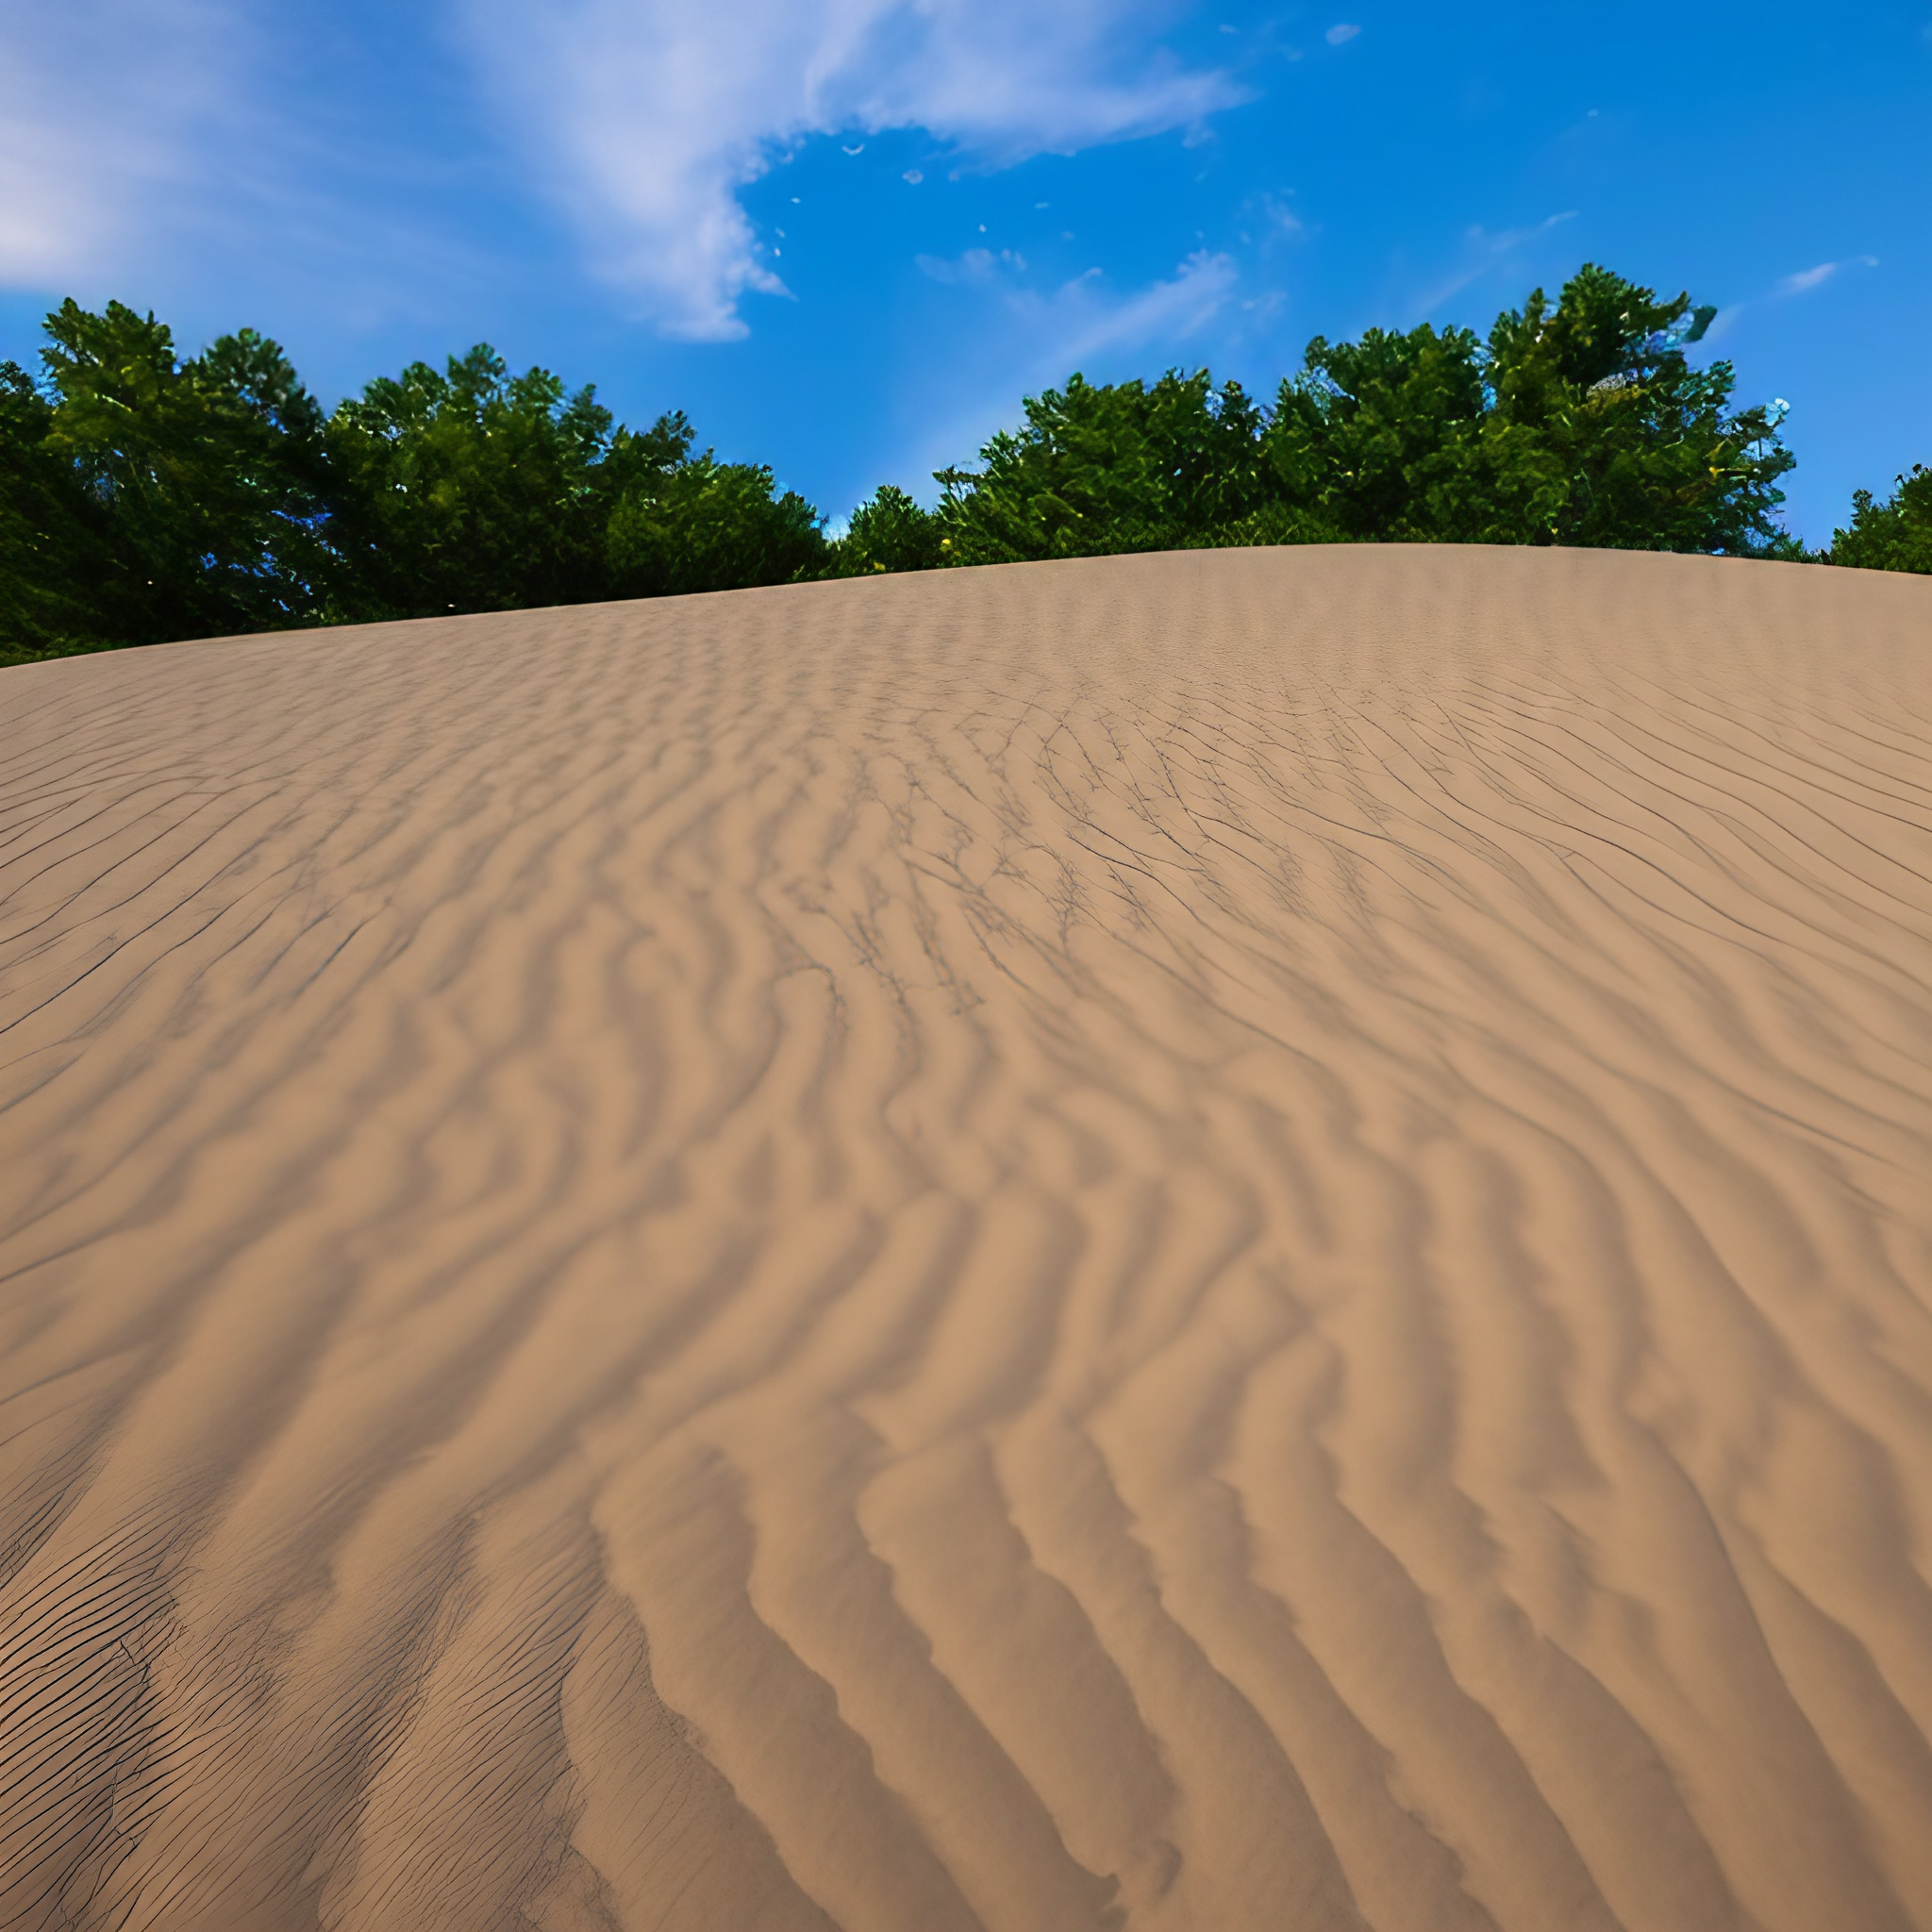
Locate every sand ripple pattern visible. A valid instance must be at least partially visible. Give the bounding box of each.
[3,546,1931,1931]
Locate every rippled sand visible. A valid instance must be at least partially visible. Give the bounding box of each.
[4,545,1931,1932]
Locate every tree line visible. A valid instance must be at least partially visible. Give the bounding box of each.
[3,265,1925,667]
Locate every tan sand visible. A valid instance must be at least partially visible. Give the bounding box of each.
[2,543,1930,1931]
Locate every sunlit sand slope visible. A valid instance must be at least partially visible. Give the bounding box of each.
[4,545,1931,1932]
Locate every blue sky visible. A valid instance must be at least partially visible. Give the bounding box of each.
[3,0,1927,541]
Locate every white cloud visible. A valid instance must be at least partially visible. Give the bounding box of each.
[916,247,1008,287]
[454,0,1245,339]
[1706,254,1883,338]
[0,0,245,287]
[1777,256,1878,296]
[0,0,1240,343]
[1324,23,1360,44]
[1043,248,1239,366]
[910,245,1233,351]
[1413,208,1576,317]
[0,0,509,336]
[1250,192,1305,239]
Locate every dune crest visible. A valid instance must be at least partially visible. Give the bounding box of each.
[3,545,1931,1931]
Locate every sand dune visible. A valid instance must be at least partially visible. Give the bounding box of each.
[3,544,1930,1931]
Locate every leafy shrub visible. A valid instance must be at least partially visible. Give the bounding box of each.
[1829,466,1932,574]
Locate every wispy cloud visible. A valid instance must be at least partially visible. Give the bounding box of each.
[889,248,1240,492]
[915,247,1028,287]
[1043,248,1241,367]
[1413,208,1576,318]
[0,0,246,287]
[1705,254,1882,339]
[911,245,1236,361]
[1324,23,1360,44]
[1777,256,1879,296]
[0,1,518,340]
[454,0,1246,340]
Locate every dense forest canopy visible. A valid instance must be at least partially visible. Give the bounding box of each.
[2,266,1924,667]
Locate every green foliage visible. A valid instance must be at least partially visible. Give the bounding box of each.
[938,370,1277,563]
[937,266,1795,563]
[1265,323,1488,541]
[1476,267,1790,553]
[1829,466,1932,574]
[604,412,826,598]
[831,485,944,575]
[0,305,826,662]
[2,301,329,664]
[0,358,112,663]
[323,356,823,617]
[322,345,616,621]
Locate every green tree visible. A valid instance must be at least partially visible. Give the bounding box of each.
[1829,465,1932,574]
[938,370,1276,563]
[603,410,826,598]
[1475,265,1790,553]
[322,346,616,621]
[1262,323,1488,541]
[0,358,113,662]
[1,300,328,663]
[324,362,825,617]
[831,485,944,575]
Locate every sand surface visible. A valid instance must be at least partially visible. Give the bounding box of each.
[3,544,1931,1931]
